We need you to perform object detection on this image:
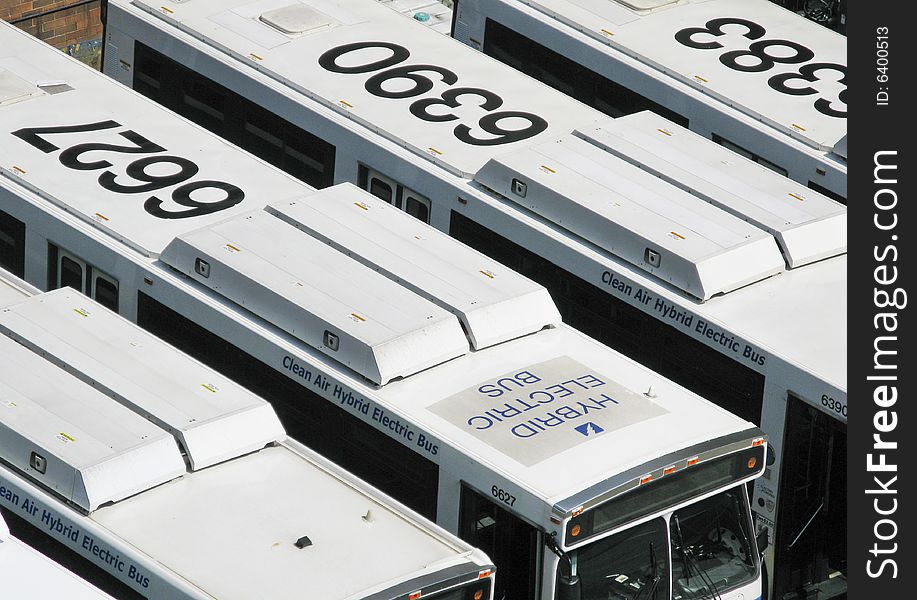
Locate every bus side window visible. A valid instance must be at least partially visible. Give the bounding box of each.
[51,245,119,311]
[713,134,788,176]
[359,166,432,223]
[0,208,26,278]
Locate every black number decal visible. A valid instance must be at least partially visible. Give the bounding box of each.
[144,180,244,219]
[769,63,847,117]
[12,121,244,219]
[99,155,199,193]
[456,111,548,146]
[12,120,121,153]
[410,87,503,122]
[674,17,766,50]
[318,41,410,74]
[59,130,166,171]
[365,64,459,99]
[720,39,814,73]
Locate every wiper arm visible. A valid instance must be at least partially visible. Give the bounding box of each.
[632,541,661,600]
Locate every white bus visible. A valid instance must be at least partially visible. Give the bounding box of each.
[450,0,847,202]
[2,23,766,600]
[0,281,496,600]
[1,494,114,599]
[99,3,846,597]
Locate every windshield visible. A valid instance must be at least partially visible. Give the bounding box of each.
[671,488,757,599]
[562,488,756,600]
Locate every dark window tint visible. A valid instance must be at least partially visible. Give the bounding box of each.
[133,42,336,188]
[483,19,689,127]
[405,195,430,223]
[460,485,542,600]
[449,211,765,425]
[94,276,119,312]
[137,292,439,520]
[712,134,788,177]
[369,178,394,204]
[59,256,84,292]
[808,180,846,205]
[0,208,25,278]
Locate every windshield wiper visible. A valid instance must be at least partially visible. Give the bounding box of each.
[673,515,722,600]
[633,541,661,600]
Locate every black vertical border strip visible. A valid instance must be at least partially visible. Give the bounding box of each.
[850,4,913,597]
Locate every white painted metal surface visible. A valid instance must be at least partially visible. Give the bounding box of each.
[0,36,307,258]
[130,0,600,177]
[0,513,115,599]
[0,289,285,470]
[161,209,469,384]
[377,0,454,34]
[475,133,785,299]
[514,0,847,150]
[91,443,473,600]
[267,184,561,350]
[0,335,185,512]
[585,112,846,268]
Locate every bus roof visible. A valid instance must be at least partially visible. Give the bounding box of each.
[510,0,847,150]
[0,288,492,599]
[127,0,601,177]
[0,22,307,258]
[1,514,115,599]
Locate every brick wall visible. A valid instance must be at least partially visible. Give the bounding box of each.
[1,1,103,67]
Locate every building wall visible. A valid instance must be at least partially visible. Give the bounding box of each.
[1,1,103,68]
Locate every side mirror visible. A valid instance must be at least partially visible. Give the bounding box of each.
[756,527,770,556]
[556,574,582,600]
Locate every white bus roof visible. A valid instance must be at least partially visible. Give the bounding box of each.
[0,289,285,470]
[0,514,115,599]
[128,0,601,177]
[0,24,307,258]
[267,185,562,350]
[377,0,454,34]
[91,443,479,600]
[511,0,847,150]
[0,331,185,512]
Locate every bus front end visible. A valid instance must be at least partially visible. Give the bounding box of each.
[549,432,767,600]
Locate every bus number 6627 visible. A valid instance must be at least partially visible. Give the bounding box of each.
[492,485,516,507]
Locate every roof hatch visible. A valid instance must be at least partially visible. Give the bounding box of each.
[581,113,846,268]
[266,184,561,350]
[0,68,44,107]
[474,134,785,300]
[160,210,468,385]
[259,4,333,35]
[0,289,285,470]
[0,334,184,513]
[613,0,678,11]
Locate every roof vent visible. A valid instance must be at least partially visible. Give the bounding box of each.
[294,535,313,549]
[613,0,678,10]
[260,4,332,34]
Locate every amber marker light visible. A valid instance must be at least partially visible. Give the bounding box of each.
[571,524,582,538]
[748,456,758,469]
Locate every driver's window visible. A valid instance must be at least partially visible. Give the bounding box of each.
[570,518,669,600]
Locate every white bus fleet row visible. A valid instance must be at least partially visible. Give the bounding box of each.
[0,271,496,600]
[2,21,766,600]
[99,1,847,597]
[450,0,847,201]
[1,502,114,599]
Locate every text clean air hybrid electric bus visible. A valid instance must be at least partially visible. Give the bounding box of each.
[1,21,766,599]
[0,272,496,600]
[450,0,847,202]
[100,1,846,597]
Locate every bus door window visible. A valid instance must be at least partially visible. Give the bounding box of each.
[402,188,431,224]
[365,168,399,207]
[774,394,847,599]
[91,270,120,312]
[460,484,542,600]
[360,166,432,223]
[58,250,86,292]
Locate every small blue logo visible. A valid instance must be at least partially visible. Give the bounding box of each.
[575,422,605,437]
